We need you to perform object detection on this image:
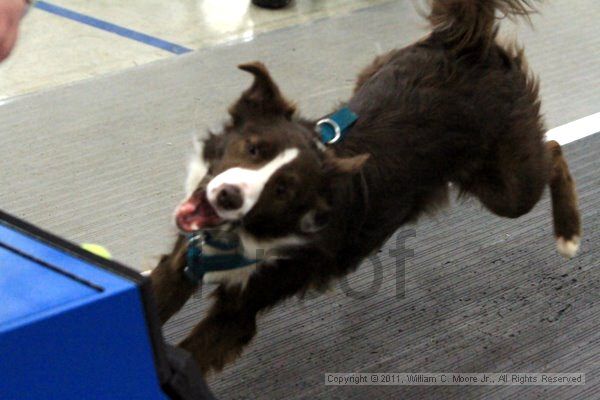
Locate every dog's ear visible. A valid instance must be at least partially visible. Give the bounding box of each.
[323,151,370,177]
[229,62,296,124]
[300,198,331,233]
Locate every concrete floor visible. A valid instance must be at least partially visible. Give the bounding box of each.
[0,0,391,99]
[0,1,599,399]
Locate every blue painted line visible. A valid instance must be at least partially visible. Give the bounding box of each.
[34,1,192,55]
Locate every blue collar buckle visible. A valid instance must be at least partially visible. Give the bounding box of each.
[316,107,358,144]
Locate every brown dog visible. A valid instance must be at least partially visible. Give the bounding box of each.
[151,0,581,376]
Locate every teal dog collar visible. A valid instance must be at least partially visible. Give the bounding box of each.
[184,231,258,283]
[316,107,358,144]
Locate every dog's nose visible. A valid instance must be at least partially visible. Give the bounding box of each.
[216,184,243,211]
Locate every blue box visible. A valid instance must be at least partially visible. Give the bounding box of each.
[0,211,202,399]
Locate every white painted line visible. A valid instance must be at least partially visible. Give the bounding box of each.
[546,112,600,145]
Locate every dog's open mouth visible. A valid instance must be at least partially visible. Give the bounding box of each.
[176,190,223,232]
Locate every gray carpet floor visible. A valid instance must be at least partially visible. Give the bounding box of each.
[0,1,598,399]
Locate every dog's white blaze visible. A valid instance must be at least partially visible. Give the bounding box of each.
[207,148,299,219]
[556,235,580,259]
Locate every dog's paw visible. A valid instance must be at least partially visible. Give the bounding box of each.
[556,236,580,259]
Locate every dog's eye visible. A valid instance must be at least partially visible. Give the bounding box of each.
[246,142,260,158]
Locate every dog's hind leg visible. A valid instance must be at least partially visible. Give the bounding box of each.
[461,138,581,258]
[546,140,582,257]
[150,235,199,324]
[464,143,549,220]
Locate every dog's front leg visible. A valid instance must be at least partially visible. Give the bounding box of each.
[179,255,317,376]
[179,284,257,376]
[150,235,199,324]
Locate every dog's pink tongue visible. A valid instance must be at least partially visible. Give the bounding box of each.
[175,192,222,232]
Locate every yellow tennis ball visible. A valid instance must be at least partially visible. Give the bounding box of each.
[81,243,112,259]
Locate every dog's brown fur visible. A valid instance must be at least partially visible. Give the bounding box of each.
[151,0,581,376]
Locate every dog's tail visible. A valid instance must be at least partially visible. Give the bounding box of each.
[427,0,538,53]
